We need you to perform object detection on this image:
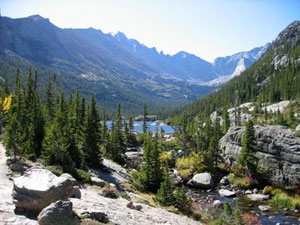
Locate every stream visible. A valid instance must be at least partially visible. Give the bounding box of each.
[189,188,300,225]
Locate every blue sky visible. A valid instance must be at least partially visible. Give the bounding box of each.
[1,0,299,62]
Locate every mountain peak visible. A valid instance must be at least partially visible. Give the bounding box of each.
[275,20,300,43]
[27,14,47,21]
[110,31,128,42]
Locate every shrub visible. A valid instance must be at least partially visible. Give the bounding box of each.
[75,169,91,183]
[242,213,262,225]
[175,152,206,178]
[262,185,273,195]
[47,165,63,176]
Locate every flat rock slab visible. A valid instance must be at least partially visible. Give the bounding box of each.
[71,186,202,225]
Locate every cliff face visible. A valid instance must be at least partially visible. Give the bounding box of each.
[220,125,300,186]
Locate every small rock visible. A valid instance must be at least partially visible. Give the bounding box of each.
[81,211,109,223]
[37,200,80,225]
[245,190,252,194]
[10,164,28,173]
[294,209,299,213]
[91,177,106,187]
[213,200,223,208]
[247,194,269,201]
[127,202,143,211]
[253,188,259,194]
[259,205,272,212]
[218,189,236,197]
[72,186,81,199]
[283,207,289,211]
[220,176,230,185]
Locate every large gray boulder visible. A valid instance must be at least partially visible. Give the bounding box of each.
[220,125,300,185]
[187,172,214,189]
[13,168,77,212]
[38,200,80,225]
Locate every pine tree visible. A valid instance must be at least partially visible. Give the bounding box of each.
[46,76,55,121]
[143,102,148,133]
[222,108,230,133]
[173,187,190,212]
[288,103,297,128]
[129,117,134,135]
[42,105,74,172]
[3,113,24,162]
[132,133,162,192]
[102,108,107,142]
[83,94,102,167]
[155,167,174,206]
[238,120,257,176]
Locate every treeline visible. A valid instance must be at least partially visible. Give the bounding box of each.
[0,69,139,178]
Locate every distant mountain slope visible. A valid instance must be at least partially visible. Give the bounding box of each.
[0,14,268,115]
[174,21,300,121]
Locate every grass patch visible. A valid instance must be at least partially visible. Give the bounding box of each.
[271,192,300,209]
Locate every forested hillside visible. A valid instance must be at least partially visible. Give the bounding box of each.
[172,21,300,123]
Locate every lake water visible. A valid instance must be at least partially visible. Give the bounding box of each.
[106,121,174,133]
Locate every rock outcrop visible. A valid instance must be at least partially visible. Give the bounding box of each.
[37,200,80,225]
[187,172,214,189]
[220,125,300,185]
[13,168,77,212]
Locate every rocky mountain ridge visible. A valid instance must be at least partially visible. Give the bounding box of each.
[0,14,268,114]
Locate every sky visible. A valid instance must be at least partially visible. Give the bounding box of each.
[1,0,299,62]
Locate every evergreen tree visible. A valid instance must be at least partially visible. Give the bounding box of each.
[288,103,297,128]
[45,76,56,121]
[222,108,230,133]
[3,113,24,162]
[155,167,174,206]
[83,94,102,167]
[129,117,134,135]
[173,187,190,212]
[132,133,162,192]
[143,102,148,133]
[42,92,75,172]
[238,120,257,176]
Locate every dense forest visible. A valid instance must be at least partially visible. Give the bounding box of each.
[0,69,144,179]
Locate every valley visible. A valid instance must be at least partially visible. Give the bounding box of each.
[0,3,300,225]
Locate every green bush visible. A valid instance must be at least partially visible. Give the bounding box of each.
[75,169,91,183]
[46,165,64,176]
[175,152,206,178]
[271,192,300,209]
